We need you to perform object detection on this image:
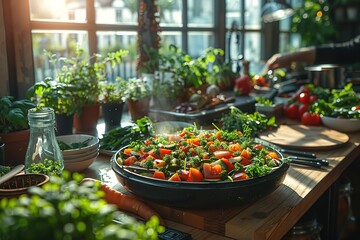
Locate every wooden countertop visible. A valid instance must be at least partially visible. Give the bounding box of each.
[83,127,360,240]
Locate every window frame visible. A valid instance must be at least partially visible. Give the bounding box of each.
[4,0,286,98]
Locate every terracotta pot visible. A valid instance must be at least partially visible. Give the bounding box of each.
[0,129,30,166]
[128,98,150,121]
[73,103,100,135]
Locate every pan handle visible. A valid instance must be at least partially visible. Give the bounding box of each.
[290,159,322,168]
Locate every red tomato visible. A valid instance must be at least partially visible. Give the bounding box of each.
[187,168,204,182]
[351,106,360,111]
[301,112,321,126]
[309,95,318,103]
[298,104,309,120]
[294,85,310,99]
[298,92,310,104]
[153,159,166,168]
[228,143,242,152]
[203,163,222,179]
[159,148,172,157]
[253,144,263,150]
[168,173,181,181]
[221,158,235,172]
[232,171,249,181]
[178,169,189,181]
[284,103,299,119]
[234,75,254,96]
[240,149,252,159]
[213,150,233,159]
[123,148,133,156]
[153,171,166,180]
[241,157,251,166]
[266,151,279,160]
[123,156,137,166]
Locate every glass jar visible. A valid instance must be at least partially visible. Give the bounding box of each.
[24,107,64,175]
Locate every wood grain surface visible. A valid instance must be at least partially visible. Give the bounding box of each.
[258,124,349,150]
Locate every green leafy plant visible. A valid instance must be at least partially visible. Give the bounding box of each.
[256,97,274,106]
[137,45,160,74]
[291,0,338,46]
[207,60,238,90]
[99,77,129,104]
[0,172,163,240]
[160,45,224,88]
[126,78,152,101]
[29,47,128,115]
[0,96,36,133]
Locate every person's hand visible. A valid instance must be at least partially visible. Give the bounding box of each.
[266,53,293,70]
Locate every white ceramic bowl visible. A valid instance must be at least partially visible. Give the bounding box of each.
[321,116,360,133]
[57,134,99,156]
[62,147,99,161]
[63,153,98,172]
[63,150,99,162]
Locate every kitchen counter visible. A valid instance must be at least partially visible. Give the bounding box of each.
[83,126,360,240]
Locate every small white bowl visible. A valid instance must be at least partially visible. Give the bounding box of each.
[64,153,98,172]
[57,134,99,156]
[321,116,360,133]
[63,150,99,162]
[62,147,99,161]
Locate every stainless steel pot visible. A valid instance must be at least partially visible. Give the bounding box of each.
[305,64,345,89]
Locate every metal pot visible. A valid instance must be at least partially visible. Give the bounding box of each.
[305,64,345,89]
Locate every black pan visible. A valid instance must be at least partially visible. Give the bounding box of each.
[110,149,289,209]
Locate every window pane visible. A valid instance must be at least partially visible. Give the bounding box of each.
[32,30,88,82]
[243,32,261,63]
[159,0,182,27]
[244,0,261,29]
[30,0,86,22]
[226,0,241,28]
[188,32,214,57]
[160,32,182,50]
[95,0,137,24]
[188,0,214,27]
[97,31,138,80]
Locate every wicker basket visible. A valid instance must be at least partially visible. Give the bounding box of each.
[0,173,49,198]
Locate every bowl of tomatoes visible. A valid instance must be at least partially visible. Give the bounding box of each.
[111,126,289,208]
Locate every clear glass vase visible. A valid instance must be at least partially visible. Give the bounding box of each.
[24,107,64,175]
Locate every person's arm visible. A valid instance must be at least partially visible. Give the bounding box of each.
[315,35,360,64]
[266,47,316,70]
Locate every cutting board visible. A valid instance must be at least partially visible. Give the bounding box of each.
[258,124,349,150]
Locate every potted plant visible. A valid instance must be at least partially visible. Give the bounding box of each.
[28,77,78,135]
[207,59,238,91]
[126,78,152,121]
[152,77,184,110]
[99,77,128,131]
[0,96,36,166]
[31,48,128,135]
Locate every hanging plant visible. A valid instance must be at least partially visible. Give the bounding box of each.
[136,0,162,74]
[291,0,338,47]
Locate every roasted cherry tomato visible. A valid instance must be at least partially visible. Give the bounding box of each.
[203,163,222,179]
[187,168,204,182]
